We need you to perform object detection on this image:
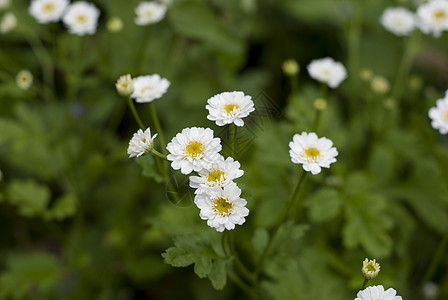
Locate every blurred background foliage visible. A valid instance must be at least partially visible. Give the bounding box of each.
[1,0,448,299]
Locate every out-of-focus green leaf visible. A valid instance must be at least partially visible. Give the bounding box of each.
[304,188,342,223]
[7,179,50,217]
[135,155,164,183]
[44,193,78,220]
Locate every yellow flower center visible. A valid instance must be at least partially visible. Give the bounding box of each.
[43,3,54,12]
[76,15,87,24]
[224,104,239,113]
[365,262,378,272]
[185,141,204,158]
[434,10,446,19]
[444,109,448,122]
[207,170,225,183]
[213,197,233,216]
[305,147,320,158]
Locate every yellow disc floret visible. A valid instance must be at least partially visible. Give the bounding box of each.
[213,197,233,216]
[224,104,239,113]
[185,141,204,158]
[207,170,226,183]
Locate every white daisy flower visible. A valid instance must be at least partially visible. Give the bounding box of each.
[16,70,33,90]
[0,0,10,10]
[289,132,338,175]
[380,7,416,36]
[130,74,170,103]
[29,0,69,24]
[416,0,448,37]
[429,93,448,134]
[362,258,380,280]
[115,74,134,96]
[0,12,16,33]
[62,1,100,36]
[134,1,166,26]
[166,127,222,175]
[355,285,402,300]
[127,127,158,158]
[189,156,244,193]
[194,182,249,232]
[307,57,347,88]
[206,91,255,127]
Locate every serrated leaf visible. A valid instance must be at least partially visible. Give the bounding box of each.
[7,179,50,217]
[135,155,164,183]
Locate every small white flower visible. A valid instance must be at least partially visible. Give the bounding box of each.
[29,0,69,24]
[380,7,416,36]
[206,91,255,127]
[417,0,448,37]
[115,74,134,96]
[16,70,33,90]
[166,127,222,175]
[62,1,100,36]
[289,132,338,175]
[0,12,16,33]
[135,1,166,26]
[127,127,158,158]
[106,17,123,32]
[194,182,249,232]
[130,74,170,103]
[307,57,347,88]
[0,0,10,10]
[355,285,402,300]
[429,92,448,134]
[190,156,244,193]
[362,258,380,280]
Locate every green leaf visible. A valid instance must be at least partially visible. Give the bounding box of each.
[304,188,342,223]
[252,228,269,257]
[0,252,61,299]
[135,155,164,183]
[7,179,50,217]
[45,193,78,220]
[162,234,228,290]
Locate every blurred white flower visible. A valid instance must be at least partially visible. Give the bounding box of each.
[371,75,390,94]
[307,57,347,88]
[127,127,158,158]
[29,0,69,24]
[16,70,33,90]
[190,156,244,193]
[206,91,255,127]
[380,7,416,36]
[130,74,170,103]
[194,182,249,232]
[115,74,134,96]
[167,127,222,175]
[429,92,448,134]
[0,0,10,10]
[289,132,338,175]
[417,0,448,37]
[355,285,402,300]
[0,12,16,33]
[62,1,100,36]
[106,17,123,32]
[135,1,166,25]
[362,258,380,280]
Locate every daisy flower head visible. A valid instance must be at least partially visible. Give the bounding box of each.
[166,127,222,175]
[307,57,347,88]
[130,74,170,103]
[362,258,380,280]
[16,70,33,90]
[115,74,134,96]
[355,285,402,300]
[194,182,249,232]
[206,91,255,127]
[189,156,244,193]
[135,1,166,26]
[429,93,448,134]
[127,127,158,158]
[0,12,16,33]
[62,1,100,36]
[289,132,338,175]
[380,7,416,36]
[29,0,69,24]
[417,0,448,37]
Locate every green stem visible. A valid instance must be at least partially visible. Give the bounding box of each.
[312,110,321,132]
[254,171,308,280]
[149,102,167,154]
[347,0,362,118]
[229,123,236,157]
[127,97,145,130]
[228,231,255,285]
[227,269,257,300]
[361,278,369,289]
[151,149,168,161]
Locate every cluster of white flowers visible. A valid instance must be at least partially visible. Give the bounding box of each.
[380,0,448,38]
[429,90,448,134]
[115,73,170,102]
[27,0,100,36]
[355,285,402,300]
[289,132,338,175]
[307,57,347,89]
